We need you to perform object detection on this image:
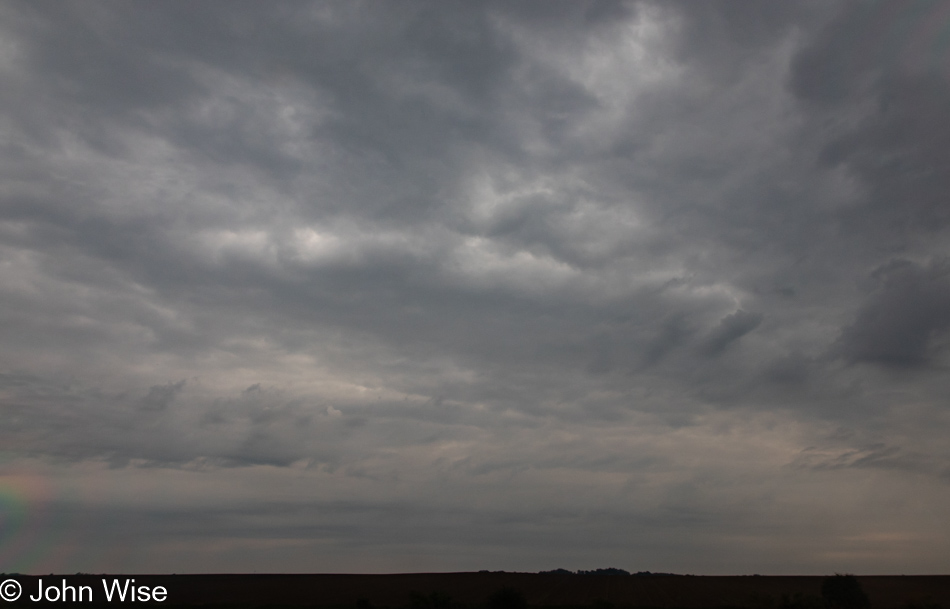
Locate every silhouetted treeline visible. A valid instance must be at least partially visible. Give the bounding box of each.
[537,568,683,576]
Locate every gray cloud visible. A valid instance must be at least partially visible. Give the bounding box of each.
[836,259,950,367]
[1,0,950,575]
[699,310,763,357]
[141,380,187,411]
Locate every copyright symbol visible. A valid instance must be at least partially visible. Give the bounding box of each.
[0,579,20,602]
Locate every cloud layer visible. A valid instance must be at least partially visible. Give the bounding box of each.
[2,0,950,574]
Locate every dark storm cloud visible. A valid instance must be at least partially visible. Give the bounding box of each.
[790,1,950,247]
[699,310,763,357]
[836,259,950,367]
[3,0,950,575]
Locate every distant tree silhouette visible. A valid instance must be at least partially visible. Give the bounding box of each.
[632,571,681,576]
[577,568,630,576]
[487,587,527,609]
[821,574,870,609]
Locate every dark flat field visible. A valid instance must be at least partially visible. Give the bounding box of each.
[7,574,950,608]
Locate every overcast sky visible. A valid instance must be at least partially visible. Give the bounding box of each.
[2,0,950,575]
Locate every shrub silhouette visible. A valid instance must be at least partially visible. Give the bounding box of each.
[821,574,870,609]
[487,587,527,609]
